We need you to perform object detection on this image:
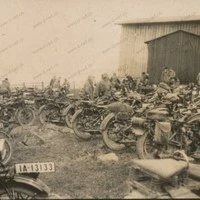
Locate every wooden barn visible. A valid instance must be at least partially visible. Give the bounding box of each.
[117,16,200,84]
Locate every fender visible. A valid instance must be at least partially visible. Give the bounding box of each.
[4,175,50,196]
[100,113,115,132]
[62,104,75,116]
[71,109,83,123]
[39,103,59,114]
[186,113,200,124]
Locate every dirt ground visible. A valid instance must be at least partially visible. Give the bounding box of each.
[9,123,138,199]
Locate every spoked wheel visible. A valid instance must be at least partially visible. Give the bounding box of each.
[72,111,97,140]
[0,131,13,165]
[102,116,127,151]
[39,105,59,125]
[65,107,75,129]
[0,186,47,199]
[17,108,35,126]
[136,132,156,159]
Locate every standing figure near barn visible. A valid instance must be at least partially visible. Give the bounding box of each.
[161,67,170,83]
[110,73,121,91]
[168,67,176,80]
[94,73,112,98]
[161,66,176,84]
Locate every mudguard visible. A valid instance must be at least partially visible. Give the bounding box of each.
[71,109,83,123]
[62,104,75,116]
[100,113,115,132]
[4,175,50,196]
[186,113,200,124]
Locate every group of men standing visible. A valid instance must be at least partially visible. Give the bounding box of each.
[81,73,137,100]
[49,76,70,92]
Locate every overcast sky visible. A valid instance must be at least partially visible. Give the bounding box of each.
[0,0,199,88]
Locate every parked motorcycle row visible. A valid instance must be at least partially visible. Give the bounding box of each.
[0,82,200,199]
[0,87,63,199]
[63,83,200,162]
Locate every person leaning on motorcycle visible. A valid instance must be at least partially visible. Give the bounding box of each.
[94,73,112,99]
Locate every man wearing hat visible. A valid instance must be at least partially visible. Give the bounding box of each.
[94,73,112,98]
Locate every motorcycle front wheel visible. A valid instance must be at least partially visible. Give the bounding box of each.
[72,111,93,140]
[0,186,48,199]
[17,108,36,126]
[64,106,75,129]
[102,116,126,151]
[39,105,59,125]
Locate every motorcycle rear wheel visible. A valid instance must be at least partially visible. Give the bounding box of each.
[0,137,12,165]
[102,116,126,151]
[136,132,156,159]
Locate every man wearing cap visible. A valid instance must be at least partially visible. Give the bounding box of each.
[94,73,112,98]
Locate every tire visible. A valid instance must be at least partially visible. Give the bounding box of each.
[64,106,75,129]
[136,132,155,159]
[17,107,36,126]
[0,133,13,165]
[102,115,126,151]
[0,185,48,199]
[39,105,59,125]
[72,111,92,140]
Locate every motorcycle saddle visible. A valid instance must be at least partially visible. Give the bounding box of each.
[132,159,188,180]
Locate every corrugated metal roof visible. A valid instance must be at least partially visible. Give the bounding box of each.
[117,15,200,25]
[145,30,200,43]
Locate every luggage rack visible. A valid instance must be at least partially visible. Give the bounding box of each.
[126,151,200,199]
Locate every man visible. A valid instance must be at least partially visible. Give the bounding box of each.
[54,77,61,89]
[62,78,70,93]
[168,67,176,81]
[161,67,169,83]
[140,72,149,86]
[0,78,11,96]
[49,75,57,88]
[110,73,121,91]
[94,73,112,98]
[82,76,94,100]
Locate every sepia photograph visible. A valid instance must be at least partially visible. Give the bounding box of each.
[0,0,200,199]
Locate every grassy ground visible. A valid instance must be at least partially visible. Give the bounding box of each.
[9,123,138,199]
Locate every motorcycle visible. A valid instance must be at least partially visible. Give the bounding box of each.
[64,95,83,129]
[39,93,71,126]
[71,95,120,140]
[100,95,150,151]
[134,95,200,159]
[0,163,52,199]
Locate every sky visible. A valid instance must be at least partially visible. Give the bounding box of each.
[0,0,200,88]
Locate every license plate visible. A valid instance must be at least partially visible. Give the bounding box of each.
[15,162,55,173]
